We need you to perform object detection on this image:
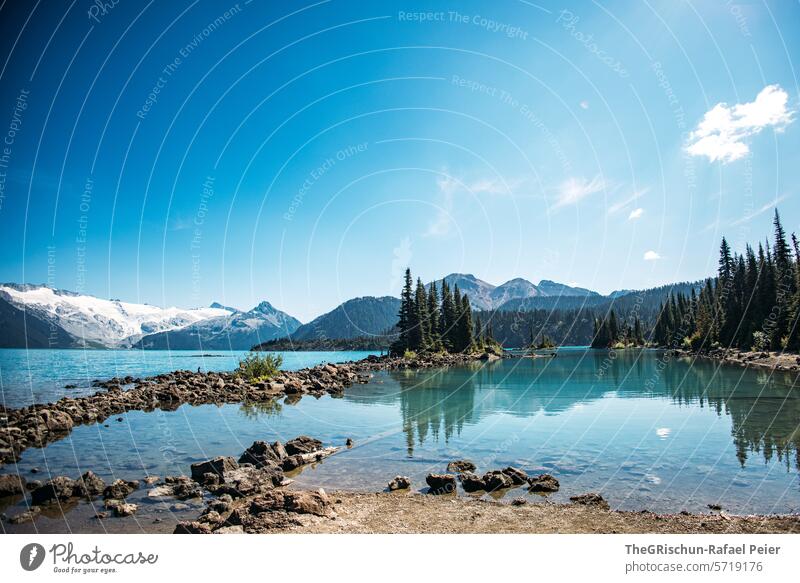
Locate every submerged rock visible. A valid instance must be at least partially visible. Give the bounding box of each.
[482,471,514,492]
[8,507,41,524]
[446,460,476,473]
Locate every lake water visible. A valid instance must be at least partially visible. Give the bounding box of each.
[2,347,800,531]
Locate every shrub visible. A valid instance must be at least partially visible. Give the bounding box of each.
[237,352,283,381]
[751,331,769,352]
[403,349,417,360]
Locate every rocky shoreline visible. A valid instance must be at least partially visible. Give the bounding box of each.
[670,347,800,373]
[4,435,798,534]
[0,352,485,466]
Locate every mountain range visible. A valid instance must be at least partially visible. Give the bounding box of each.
[0,274,652,349]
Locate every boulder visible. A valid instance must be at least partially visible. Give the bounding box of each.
[31,476,77,505]
[387,476,411,491]
[501,466,529,486]
[482,471,514,491]
[570,492,609,509]
[0,473,25,498]
[238,441,281,468]
[102,479,139,500]
[446,460,476,473]
[284,489,332,516]
[459,472,486,493]
[527,474,560,493]
[105,499,137,517]
[426,473,456,495]
[284,436,323,456]
[190,456,238,483]
[74,471,106,498]
[281,454,305,471]
[40,409,74,433]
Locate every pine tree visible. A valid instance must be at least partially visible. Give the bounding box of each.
[411,278,429,351]
[391,268,414,356]
[427,280,442,351]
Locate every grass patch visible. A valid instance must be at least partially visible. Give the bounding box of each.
[237,352,283,381]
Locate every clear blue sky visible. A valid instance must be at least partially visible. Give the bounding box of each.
[0,0,798,322]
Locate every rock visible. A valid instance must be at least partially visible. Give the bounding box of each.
[143,475,160,485]
[105,499,138,516]
[211,465,282,498]
[103,479,139,500]
[93,512,108,520]
[527,474,560,493]
[281,454,305,471]
[190,456,238,483]
[284,436,323,456]
[511,497,527,506]
[0,473,25,497]
[25,480,42,491]
[459,472,486,493]
[482,471,514,491]
[446,460,476,473]
[214,525,244,534]
[426,473,456,495]
[238,441,282,468]
[501,466,529,485]
[31,476,77,505]
[249,488,333,517]
[73,471,106,498]
[387,476,411,491]
[570,492,609,509]
[707,503,722,511]
[8,507,40,524]
[284,489,332,516]
[40,409,74,433]
[271,441,288,460]
[345,438,354,447]
[174,521,212,534]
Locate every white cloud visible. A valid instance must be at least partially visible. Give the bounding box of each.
[643,250,661,261]
[686,84,794,163]
[628,208,644,220]
[579,100,589,110]
[553,175,606,209]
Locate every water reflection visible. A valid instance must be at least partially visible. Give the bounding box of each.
[346,349,800,470]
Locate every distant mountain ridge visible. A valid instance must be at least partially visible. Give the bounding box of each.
[288,296,401,342]
[0,284,298,349]
[132,300,301,350]
[431,273,600,311]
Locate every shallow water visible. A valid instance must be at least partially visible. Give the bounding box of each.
[0,348,379,407]
[2,348,800,531]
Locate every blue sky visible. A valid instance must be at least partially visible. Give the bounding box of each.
[0,0,798,322]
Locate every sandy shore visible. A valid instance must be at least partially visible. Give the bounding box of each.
[281,492,800,534]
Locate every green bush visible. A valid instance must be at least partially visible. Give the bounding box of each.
[403,349,417,360]
[237,352,283,381]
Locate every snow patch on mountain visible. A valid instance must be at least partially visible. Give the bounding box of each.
[0,284,231,347]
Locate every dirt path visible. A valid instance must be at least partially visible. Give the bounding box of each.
[283,492,800,534]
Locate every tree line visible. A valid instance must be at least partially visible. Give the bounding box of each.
[652,210,800,352]
[391,268,494,356]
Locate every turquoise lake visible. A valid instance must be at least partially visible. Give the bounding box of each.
[2,347,800,527]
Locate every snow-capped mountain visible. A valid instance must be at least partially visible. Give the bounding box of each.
[132,300,301,350]
[0,284,243,348]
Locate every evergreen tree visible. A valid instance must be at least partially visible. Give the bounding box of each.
[427,280,442,351]
[390,268,414,356]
